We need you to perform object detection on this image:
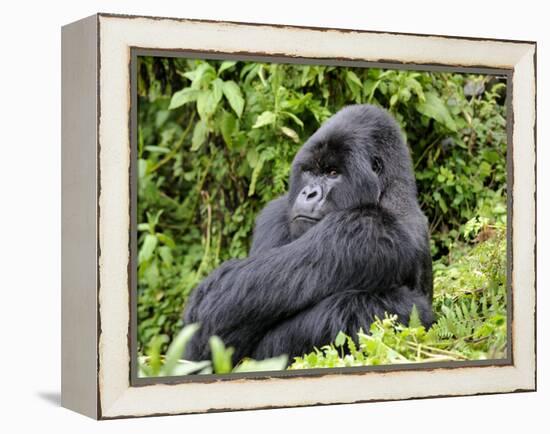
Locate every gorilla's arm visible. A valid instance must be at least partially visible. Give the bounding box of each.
[252,287,434,360]
[183,205,422,360]
[249,195,291,255]
[182,195,290,344]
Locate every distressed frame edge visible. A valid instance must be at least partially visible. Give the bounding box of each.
[61,13,100,419]
[95,11,537,46]
[90,14,536,419]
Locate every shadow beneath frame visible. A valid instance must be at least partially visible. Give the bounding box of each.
[37,391,61,407]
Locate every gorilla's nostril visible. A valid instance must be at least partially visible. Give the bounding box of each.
[299,185,322,203]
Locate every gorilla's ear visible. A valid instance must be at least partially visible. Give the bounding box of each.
[371,156,384,175]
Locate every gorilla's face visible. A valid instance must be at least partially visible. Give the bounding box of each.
[289,142,343,239]
[286,104,418,240]
[288,125,384,240]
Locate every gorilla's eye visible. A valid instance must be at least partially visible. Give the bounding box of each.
[372,157,384,175]
[326,168,339,178]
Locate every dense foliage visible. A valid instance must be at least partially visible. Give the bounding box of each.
[136,56,508,368]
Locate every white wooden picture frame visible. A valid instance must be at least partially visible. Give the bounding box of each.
[61,13,536,419]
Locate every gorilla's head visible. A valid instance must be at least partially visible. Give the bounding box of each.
[288,104,418,239]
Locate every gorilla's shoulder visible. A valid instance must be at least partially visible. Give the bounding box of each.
[255,195,288,224]
[250,195,291,254]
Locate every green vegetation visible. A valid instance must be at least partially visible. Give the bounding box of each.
[136,56,507,374]
[138,324,288,377]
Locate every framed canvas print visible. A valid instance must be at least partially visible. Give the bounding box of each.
[61,13,537,419]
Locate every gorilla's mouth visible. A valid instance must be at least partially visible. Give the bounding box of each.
[293,215,321,223]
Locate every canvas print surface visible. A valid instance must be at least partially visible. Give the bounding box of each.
[135,56,508,378]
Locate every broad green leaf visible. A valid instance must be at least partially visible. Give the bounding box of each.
[257,65,268,87]
[218,61,237,74]
[157,233,176,249]
[220,111,237,147]
[346,70,363,88]
[197,365,213,375]
[363,79,377,97]
[144,145,170,154]
[334,331,347,347]
[482,149,500,164]
[222,80,244,117]
[196,87,221,120]
[209,335,234,374]
[479,161,492,179]
[211,78,224,106]
[170,360,212,376]
[139,234,158,264]
[161,323,200,375]
[233,355,288,373]
[438,196,448,213]
[145,334,169,376]
[408,305,422,328]
[281,111,304,128]
[143,260,159,288]
[168,88,199,110]
[137,158,147,179]
[198,81,223,120]
[137,223,150,232]
[246,147,259,168]
[280,126,300,143]
[148,209,163,227]
[184,62,216,89]
[248,155,265,197]
[300,65,312,86]
[157,246,173,266]
[191,120,208,151]
[155,110,170,127]
[416,92,457,131]
[405,77,424,99]
[196,90,209,120]
[252,110,276,129]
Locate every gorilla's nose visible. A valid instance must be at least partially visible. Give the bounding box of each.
[299,185,323,204]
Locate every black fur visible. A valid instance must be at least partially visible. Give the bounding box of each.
[183,104,433,363]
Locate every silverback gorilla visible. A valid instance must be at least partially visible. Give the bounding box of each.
[183,104,433,363]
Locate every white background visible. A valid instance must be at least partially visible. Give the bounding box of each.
[0,1,546,432]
